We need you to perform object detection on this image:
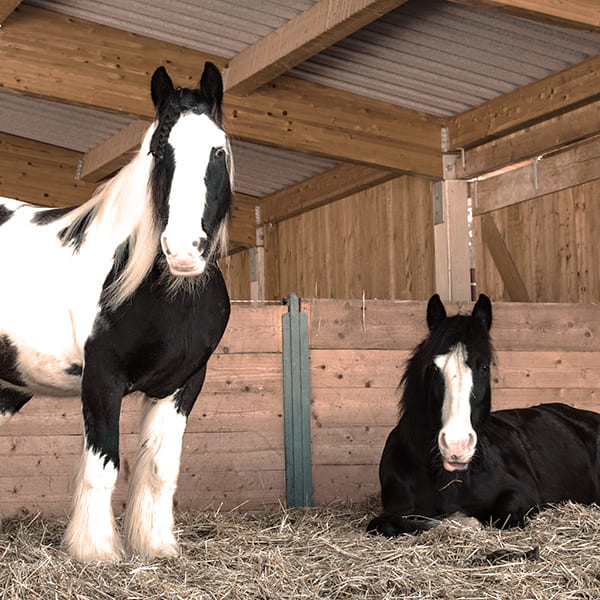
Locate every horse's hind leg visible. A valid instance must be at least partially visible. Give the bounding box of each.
[124,368,206,558]
[63,363,124,562]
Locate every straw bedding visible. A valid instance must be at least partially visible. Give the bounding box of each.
[1,500,599,599]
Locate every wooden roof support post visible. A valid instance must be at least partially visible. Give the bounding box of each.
[433,152,472,302]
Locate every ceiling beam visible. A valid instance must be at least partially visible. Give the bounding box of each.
[0,5,443,179]
[0,133,97,207]
[0,0,21,24]
[224,0,408,96]
[0,133,256,247]
[449,0,600,33]
[79,120,151,182]
[446,54,600,151]
[455,99,600,179]
[471,135,600,214]
[260,163,397,224]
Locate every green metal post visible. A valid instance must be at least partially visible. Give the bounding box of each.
[282,293,314,507]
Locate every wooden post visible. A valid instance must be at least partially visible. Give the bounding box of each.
[433,153,472,302]
[250,206,265,301]
[282,293,313,507]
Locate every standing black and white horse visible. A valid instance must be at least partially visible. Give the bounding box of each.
[368,294,600,536]
[0,63,232,561]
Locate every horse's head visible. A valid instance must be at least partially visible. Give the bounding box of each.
[423,294,493,473]
[149,63,232,277]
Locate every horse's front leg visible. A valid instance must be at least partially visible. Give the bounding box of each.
[124,367,206,558]
[63,362,124,562]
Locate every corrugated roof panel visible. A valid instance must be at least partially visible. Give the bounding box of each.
[23,0,317,58]
[0,91,336,197]
[290,0,600,117]
[231,140,339,198]
[0,91,133,152]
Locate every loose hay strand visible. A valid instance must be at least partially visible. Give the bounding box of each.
[0,501,599,599]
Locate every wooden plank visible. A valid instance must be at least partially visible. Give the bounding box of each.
[1,5,443,177]
[491,388,600,413]
[0,133,97,207]
[493,351,600,389]
[312,464,379,504]
[225,0,407,95]
[481,213,531,301]
[307,299,600,351]
[216,305,286,354]
[447,55,600,150]
[0,0,21,23]
[472,137,600,214]
[260,164,396,224]
[311,349,410,389]
[456,100,600,179]
[78,120,150,182]
[449,0,600,32]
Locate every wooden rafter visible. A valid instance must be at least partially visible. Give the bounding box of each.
[449,0,600,33]
[471,136,600,215]
[224,0,408,96]
[0,0,21,23]
[447,54,600,151]
[1,5,443,178]
[260,163,396,224]
[0,133,256,248]
[455,99,600,179]
[79,120,151,182]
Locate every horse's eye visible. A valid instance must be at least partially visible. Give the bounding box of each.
[481,364,489,373]
[214,147,226,159]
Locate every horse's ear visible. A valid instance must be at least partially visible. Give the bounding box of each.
[472,294,492,331]
[151,66,175,111]
[200,62,224,125]
[427,294,446,331]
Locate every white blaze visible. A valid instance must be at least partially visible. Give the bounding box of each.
[160,112,227,275]
[434,343,477,471]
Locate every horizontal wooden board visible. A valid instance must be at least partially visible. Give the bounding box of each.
[307,299,600,352]
[216,304,286,354]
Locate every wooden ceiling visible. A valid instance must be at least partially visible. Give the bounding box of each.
[1,0,600,248]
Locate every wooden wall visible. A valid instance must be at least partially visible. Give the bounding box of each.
[473,179,600,303]
[263,174,435,302]
[1,300,598,516]
[0,304,287,517]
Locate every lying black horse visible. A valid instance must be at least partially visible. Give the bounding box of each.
[368,294,600,535]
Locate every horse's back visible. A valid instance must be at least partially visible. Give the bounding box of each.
[487,402,600,504]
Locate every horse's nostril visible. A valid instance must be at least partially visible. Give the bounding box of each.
[193,238,207,254]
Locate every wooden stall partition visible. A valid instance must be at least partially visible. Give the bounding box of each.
[0,303,287,517]
[473,179,600,304]
[305,298,600,505]
[265,175,435,302]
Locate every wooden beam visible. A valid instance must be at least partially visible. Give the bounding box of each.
[231,193,259,248]
[447,54,600,151]
[0,5,443,178]
[480,213,530,302]
[449,0,600,33]
[224,0,407,96]
[0,0,21,23]
[471,136,600,215]
[0,133,96,207]
[0,133,255,248]
[79,120,151,182]
[456,99,600,179]
[260,163,396,223]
